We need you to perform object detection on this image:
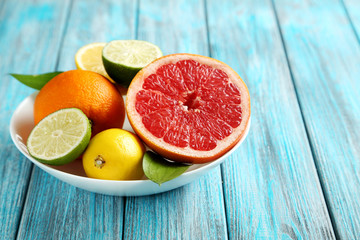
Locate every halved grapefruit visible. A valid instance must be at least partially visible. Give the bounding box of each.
[126,54,250,163]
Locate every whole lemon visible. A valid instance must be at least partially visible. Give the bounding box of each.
[83,129,145,180]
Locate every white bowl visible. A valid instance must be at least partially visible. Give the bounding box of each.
[9,92,250,196]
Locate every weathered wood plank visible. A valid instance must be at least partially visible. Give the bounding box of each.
[57,0,137,71]
[206,0,335,238]
[343,0,360,39]
[19,171,124,239]
[122,0,228,239]
[273,0,360,238]
[0,0,70,239]
[16,0,137,239]
[124,173,227,239]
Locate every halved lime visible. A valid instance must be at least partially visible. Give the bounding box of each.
[27,108,91,165]
[102,40,162,87]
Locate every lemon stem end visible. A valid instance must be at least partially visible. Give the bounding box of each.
[94,155,105,169]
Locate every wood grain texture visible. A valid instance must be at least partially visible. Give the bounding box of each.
[124,172,227,240]
[343,0,360,39]
[4,0,359,238]
[122,0,228,239]
[273,0,360,238]
[18,170,124,240]
[206,0,336,238]
[0,0,70,239]
[58,0,137,71]
[16,0,137,239]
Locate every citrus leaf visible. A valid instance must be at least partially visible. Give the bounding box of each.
[143,151,191,185]
[10,72,63,90]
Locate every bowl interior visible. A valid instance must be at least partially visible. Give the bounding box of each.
[9,92,250,195]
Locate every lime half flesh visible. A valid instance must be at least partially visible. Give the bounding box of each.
[102,40,162,87]
[27,108,91,165]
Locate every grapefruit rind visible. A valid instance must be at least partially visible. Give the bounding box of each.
[126,54,250,163]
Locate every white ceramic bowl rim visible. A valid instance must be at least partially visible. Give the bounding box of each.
[9,92,250,195]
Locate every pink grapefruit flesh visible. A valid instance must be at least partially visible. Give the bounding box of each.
[126,54,250,163]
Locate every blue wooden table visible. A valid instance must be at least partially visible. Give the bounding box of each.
[1,0,360,239]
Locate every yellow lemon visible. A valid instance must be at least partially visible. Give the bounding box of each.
[75,42,114,82]
[82,129,145,180]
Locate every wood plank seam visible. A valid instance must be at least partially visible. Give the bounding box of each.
[54,0,75,71]
[270,0,339,238]
[340,0,360,45]
[203,0,230,239]
[0,1,34,224]
[204,0,232,238]
[121,198,127,240]
[134,0,140,39]
[122,1,139,239]
[12,0,140,238]
[205,0,336,237]
[203,0,213,57]
[123,1,229,239]
[13,165,34,240]
[14,0,74,238]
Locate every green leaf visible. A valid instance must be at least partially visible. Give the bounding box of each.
[10,72,63,90]
[143,151,191,185]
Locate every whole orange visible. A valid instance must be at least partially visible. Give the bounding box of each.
[34,69,125,135]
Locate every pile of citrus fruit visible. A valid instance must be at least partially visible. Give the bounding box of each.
[18,40,251,184]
